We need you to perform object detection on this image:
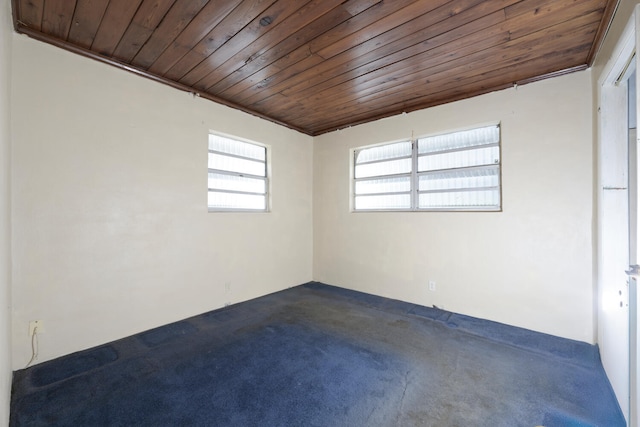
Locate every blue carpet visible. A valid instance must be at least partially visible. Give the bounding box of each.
[10,282,625,426]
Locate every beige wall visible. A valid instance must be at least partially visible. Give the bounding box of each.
[0,0,11,422]
[10,36,313,369]
[314,71,595,343]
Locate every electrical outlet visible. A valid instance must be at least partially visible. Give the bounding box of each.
[428,281,436,291]
[28,320,43,337]
[224,282,231,293]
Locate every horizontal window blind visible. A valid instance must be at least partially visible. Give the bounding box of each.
[208,134,268,211]
[354,141,412,210]
[353,125,501,211]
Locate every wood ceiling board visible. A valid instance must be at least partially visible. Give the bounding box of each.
[201,0,349,94]
[291,0,600,104]
[292,16,599,127]
[90,0,143,56]
[67,0,110,49]
[146,0,243,75]
[210,3,357,97]
[221,0,460,104]
[311,47,590,135]
[131,0,210,70]
[17,0,44,31]
[41,0,76,40]
[166,0,277,83]
[304,41,593,135]
[111,0,175,62]
[193,0,343,92]
[225,0,516,107]
[258,16,512,115]
[12,0,618,135]
[285,5,603,115]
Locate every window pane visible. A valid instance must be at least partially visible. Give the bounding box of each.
[419,166,499,191]
[208,173,266,194]
[355,176,411,195]
[355,158,411,178]
[208,192,266,210]
[419,189,500,209]
[418,125,499,154]
[208,152,266,176]
[209,134,265,161]
[355,194,410,210]
[418,145,499,172]
[356,141,412,164]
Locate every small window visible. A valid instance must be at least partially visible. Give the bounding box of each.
[208,134,268,211]
[353,125,501,211]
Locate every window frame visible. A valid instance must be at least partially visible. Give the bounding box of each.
[352,124,502,212]
[207,132,269,213]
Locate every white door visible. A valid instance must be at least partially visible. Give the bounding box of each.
[598,9,640,425]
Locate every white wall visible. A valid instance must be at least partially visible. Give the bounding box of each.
[10,36,313,369]
[314,71,595,343]
[0,0,11,422]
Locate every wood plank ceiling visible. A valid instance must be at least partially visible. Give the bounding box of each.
[12,0,617,136]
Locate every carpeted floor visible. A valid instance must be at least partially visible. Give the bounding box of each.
[10,282,625,426]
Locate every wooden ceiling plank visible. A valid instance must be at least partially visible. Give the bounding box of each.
[132,0,209,70]
[231,0,423,103]
[342,0,382,16]
[269,13,511,113]
[283,0,592,107]
[236,0,516,107]
[284,29,513,121]
[42,0,77,40]
[305,0,421,57]
[506,0,606,40]
[163,0,277,82]
[91,0,143,56]
[504,0,605,20]
[308,44,588,126]
[241,3,456,100]
[278,1,512,103]
[288,15,599,124]
[219,0,384,101]
[315,0,453,60]
[146,0,242,75]
[215,5,355,98]
[308,48,588,134]
[112,0,175,63]
[184,0,316,90]
[202,0,350,95]
[296,27,596,128]
[306,33,595,126]
[278,3,602,114]
[229,52,322,104]
[17,0,44,31]
[68,0,110,49]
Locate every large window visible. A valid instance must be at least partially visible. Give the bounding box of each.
[208,134,268,211]
[353,124,501,211]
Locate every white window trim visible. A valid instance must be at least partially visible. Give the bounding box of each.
[208,132,270,213]
[351,124,502,212]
